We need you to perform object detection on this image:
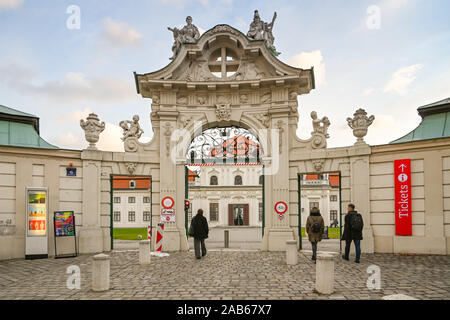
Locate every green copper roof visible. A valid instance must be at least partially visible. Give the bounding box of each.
[0,105,37,118]
[390,98,450,144]
[0,105,58,149]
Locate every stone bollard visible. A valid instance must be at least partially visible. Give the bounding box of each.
[224,230,229,248]
[92,254,110,292]
[315,253,334,294]
[139,240,151,265]
[286,240,298,265]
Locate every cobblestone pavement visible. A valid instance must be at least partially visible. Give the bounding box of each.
[0,250,449,300]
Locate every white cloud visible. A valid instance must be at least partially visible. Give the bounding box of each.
[38,72,137,104]
[384,64,422,95]
[234,17,247,31]
[288,50,326,86]
[380,0,410,13]
[0,61,137,105]
[101,18,142,47]
[97,123,125,152]
[54,131,85,150]
[57,108,92,124]
[362,88,375,96]
[0,0,23,10]
[198,27,206,36]
[159,0,209,7]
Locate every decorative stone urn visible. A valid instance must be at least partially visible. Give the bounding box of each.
[80,113,105,150]
[346,108,375,145]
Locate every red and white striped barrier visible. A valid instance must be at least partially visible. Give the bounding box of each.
[156,223,164,252]
[147,225,151,241]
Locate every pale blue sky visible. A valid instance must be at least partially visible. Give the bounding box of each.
[0,0,449,150]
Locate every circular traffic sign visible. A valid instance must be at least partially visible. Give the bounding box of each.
[274,201,288,215]
[161,196,175,209]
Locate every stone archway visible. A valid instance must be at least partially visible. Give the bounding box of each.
[132,23,314,251]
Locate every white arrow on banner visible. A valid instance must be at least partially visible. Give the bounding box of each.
[399,164,407,172]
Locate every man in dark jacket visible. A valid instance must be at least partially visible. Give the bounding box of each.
[341,203,363,263]
[306,207,325,263]
[190,209,209,259]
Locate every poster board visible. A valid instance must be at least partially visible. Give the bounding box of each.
[54,211,77,258]
[25,188,49,259]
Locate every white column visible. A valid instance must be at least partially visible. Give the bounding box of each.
[92,253,110,292]
[315,253,334,294]
[286,240,298,265]
[139,240,151,264]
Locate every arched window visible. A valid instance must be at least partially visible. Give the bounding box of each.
[210,175,218,185]
[259,175,263,185]
[234,175,242,185]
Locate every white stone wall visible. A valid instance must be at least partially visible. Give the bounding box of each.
[59,166,83,229]
[0,162,16,229]
[443,156,450,253]
[189,165,263,227]
[300,188,340,227]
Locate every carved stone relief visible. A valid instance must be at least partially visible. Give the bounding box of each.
[215,103,232,121]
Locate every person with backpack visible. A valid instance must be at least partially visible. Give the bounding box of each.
[189,209,209,259]
[341,203,364,263]
[305,207,325,263]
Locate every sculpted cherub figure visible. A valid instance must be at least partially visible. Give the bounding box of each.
[120,115,144,141]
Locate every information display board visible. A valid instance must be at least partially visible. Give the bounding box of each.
[54,211,75,236]
[394,159,412,236]
[54,211,77,258]
[25,188,49,259]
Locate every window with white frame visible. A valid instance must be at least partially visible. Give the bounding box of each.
[143,196,151,203]
[113,197,121,203]
[210,203,219,222]
[143,211,151,222]
[128,197,136,203]
[113,211,121,222]
[128,211,136,222]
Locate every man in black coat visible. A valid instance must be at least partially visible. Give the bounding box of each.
[190,209,209,259]
[341,203,364,263]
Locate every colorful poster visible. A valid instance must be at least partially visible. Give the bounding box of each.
[27,190,47,237]
[394,159,412,236]
[54,211,75,237]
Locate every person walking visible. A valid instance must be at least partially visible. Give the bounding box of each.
[305,207,325,263]
[189,209,209,259]
[341,203,364,263]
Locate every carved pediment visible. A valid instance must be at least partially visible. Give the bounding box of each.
[135,24,314,97]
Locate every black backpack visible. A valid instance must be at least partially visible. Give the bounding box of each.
[311,220,321,233]
[350,213,363,232]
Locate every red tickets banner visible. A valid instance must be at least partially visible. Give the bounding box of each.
[394,159,412,236]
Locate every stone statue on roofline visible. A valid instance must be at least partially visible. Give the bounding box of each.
[168,16,201,60]
[120,115,144,141]
[247,10,280,56]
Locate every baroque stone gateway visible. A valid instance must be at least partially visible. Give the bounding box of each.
[0,12,449,261]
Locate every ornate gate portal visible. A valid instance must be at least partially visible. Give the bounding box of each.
[132,15,314,251]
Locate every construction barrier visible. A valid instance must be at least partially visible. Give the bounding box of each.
[156,223,164,252]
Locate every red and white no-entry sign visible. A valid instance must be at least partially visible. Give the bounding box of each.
[161,196,174,209]
[274,201,288,215]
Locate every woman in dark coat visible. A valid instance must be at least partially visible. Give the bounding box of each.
[305,207,325,262]
[190,209,209,259]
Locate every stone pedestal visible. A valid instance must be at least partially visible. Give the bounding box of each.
[286,240,298,265]
[315,253,334,294]
[92,254,110,292]
[139,240,151,265]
